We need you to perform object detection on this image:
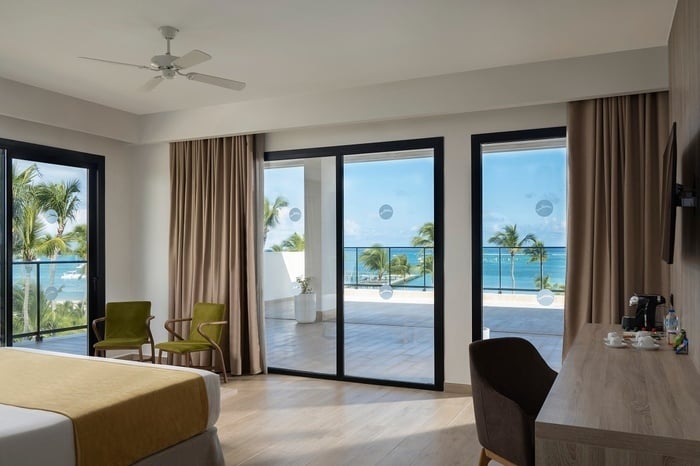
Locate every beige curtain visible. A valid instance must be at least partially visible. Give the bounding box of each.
[564,92,670,354]
[169,135,263,375]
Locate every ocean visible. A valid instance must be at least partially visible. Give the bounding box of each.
[12,256,87,302]
[483,248,567,292]
[344,246,567,291]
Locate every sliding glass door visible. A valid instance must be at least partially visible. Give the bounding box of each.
[343,151,435,384]
[471,128,567,371]
[263,156,337,374]
[263,138,443,390]
[1,139,105,355]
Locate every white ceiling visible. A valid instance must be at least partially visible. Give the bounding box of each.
[0,0,677,115]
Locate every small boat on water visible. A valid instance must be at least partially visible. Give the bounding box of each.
[61,271,83,280]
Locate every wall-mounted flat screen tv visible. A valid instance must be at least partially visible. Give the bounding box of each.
[660,122,678,264]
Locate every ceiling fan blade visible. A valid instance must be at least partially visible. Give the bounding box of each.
[79,56,150,69]
[173,50,211,69]
[185,72,246,90]
[141,76,164,92]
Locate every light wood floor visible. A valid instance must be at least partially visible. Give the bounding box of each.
[218,374,490,466]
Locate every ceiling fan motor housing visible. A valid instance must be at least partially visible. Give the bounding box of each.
[151,54,178,70]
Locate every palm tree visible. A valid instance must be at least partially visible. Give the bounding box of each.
[11,163,39,246]
[390,254,413,281]
[359,244,389,282]
[35,180,81,287]
[67,223,88,315]
[526,240,548,290]
[412,222,435,281]
[411,222,434,247]
[35,179,80,237]
[535,274,553,290]
[263,196,289,245]
[487,224,537,292]
[14,200,46,334]
[281,232,305,251]
[11,163,42,335]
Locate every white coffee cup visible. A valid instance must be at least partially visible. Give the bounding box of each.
[607,332,619,341]
[608,335,622,346]
[636,331,650,341]
[638,335,656,348]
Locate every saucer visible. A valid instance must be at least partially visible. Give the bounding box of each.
[604,341,627,348]
[632,343,660,351]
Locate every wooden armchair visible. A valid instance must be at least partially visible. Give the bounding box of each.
[155,303,228,383]
[92,301,155,362]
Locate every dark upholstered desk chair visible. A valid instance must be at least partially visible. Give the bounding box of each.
[156,303,228,383]
[469,337,557,466]
[92,301,155,362]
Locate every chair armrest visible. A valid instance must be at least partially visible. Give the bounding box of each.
[164,317,191,341]
[474,382,534,466]
[196,321,227,347]
[145,315,155,343]
[92,317,106,342]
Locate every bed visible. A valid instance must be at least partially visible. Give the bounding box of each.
[0,347,224,466]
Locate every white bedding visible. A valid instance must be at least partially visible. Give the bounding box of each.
[0,347,221,466]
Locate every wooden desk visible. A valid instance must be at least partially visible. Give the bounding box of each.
[535,323,700,465]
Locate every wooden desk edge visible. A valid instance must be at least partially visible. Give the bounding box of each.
[536,404,700,460]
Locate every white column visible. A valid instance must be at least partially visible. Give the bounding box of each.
[304,157,337,317]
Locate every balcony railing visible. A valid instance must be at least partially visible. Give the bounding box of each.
[344,246,434,290]
[12,259,88,342]
[342,245,567,294]
[483,246,566,294]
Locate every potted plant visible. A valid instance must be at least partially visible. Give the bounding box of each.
[294,276,316,323]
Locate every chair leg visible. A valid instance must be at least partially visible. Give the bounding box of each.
[158,349,163,365]
[214,344,228,384]
[478,448,490,466]
[149,340,155,363]
[483,448,517,466]
[138,347,143,362]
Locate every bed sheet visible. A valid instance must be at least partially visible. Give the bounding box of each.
[0,347,221,466]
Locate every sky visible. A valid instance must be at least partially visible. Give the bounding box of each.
[14,159,88,237]
[483,147,567,247]
[265,147,566,249]
[264,157,434,249]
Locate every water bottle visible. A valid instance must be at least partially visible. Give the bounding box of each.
[665,308,679,345]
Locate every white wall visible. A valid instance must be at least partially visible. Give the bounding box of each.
[138,47,665,144]
[0,77,139,143]
[263,252,304,301]
[130,142,171,345]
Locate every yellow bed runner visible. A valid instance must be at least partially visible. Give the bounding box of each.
[0,348,208,466]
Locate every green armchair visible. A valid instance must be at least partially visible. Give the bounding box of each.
[92,301,155,363]
[156,302,228,383]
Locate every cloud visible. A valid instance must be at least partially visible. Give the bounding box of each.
[483,211,505,222]
[344,219,361,236]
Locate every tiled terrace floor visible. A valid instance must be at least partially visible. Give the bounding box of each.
[266,290,564,384]
[13,330,88,355]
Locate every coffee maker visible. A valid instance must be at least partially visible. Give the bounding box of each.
[624,294,666,330]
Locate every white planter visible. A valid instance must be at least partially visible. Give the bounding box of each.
[294,293,317,323]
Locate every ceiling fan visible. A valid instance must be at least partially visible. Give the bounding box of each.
[79,25,246,92]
